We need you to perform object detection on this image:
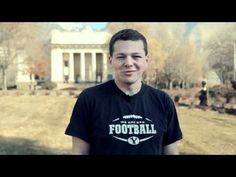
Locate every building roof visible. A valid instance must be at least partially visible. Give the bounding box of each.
[51,26,110,45]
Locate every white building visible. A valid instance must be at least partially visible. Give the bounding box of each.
[51,26,111,85]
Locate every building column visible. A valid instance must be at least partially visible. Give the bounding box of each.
[80,52,85,81]
[103,52,108,81]
[51,49,64,82]
[69,52,75,83]
[92,52,96,81]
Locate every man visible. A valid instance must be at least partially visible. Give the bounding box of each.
[65,29,183,155]
[199,81,208,107]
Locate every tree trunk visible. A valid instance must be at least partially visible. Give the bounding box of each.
[182,81,185,89]
[186,82,190,89]
[29,74,34,91]
[168,80,173,90]
[2,68,7,91]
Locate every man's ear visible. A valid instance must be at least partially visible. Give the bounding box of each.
[109,56,112,64]
[146,56,148,63]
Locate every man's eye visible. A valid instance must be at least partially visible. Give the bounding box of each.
[133,56,142,59]
[116,56,125,59]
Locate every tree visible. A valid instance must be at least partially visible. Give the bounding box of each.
[204,24,236,84]
[176,42,203,89]
[0,23,21,90]
[164,41,203,89]
[19,23,50,89]
[150,23,190,88]
[0,23,51,90]
[164,53,179,89]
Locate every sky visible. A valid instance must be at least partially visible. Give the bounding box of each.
[56,22,198,32]
[56,22,108,31]
[55,22,235,47]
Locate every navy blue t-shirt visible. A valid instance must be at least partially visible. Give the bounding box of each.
[65,80,183,155]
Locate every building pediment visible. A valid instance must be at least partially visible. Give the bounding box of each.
[51,29,110,45]
[51,43,108,49]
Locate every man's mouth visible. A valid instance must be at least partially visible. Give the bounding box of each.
[123,70,136,75]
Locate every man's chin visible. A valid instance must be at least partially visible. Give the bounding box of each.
[122,78,138,85]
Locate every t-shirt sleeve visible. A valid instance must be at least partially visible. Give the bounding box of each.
[162,94,183,146]
[65,90,91,143]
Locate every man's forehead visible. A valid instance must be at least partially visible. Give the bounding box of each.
[114,52,143,55]
[113,40,145,52]
[114,40,143,45]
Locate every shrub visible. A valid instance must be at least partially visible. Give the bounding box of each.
[38,81,57,90]
[231,81,236,90]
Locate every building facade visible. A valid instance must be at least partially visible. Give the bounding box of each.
[51,26,111,84]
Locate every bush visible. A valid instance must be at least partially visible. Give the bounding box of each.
[174,95,180,103]
[208,85,229,97]
[208,84,236,103]
[231,81,236,90]
[37,81,57,90]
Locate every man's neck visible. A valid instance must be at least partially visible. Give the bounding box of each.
[114,79,142,96]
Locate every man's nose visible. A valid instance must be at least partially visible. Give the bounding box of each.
[124,56,133,67]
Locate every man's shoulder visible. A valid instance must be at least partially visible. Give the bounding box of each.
[144,84,169,97]
[144,84,175,104]
[81,80,113,96]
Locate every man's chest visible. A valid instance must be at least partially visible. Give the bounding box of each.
[90,97,167,146]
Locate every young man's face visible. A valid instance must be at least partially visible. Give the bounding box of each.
[109,40,148,85]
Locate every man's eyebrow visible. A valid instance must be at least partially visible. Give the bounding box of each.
[115,53,126,56]
[132,53,143,55]
[115,52,143,55]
